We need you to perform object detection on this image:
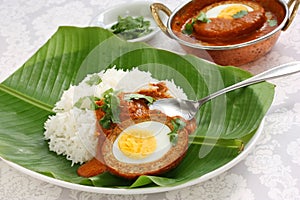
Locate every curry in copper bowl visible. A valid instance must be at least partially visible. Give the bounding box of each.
[151,0,299,66]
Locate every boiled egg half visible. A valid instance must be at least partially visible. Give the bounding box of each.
[203,1,257,19]
[112,121,172,164]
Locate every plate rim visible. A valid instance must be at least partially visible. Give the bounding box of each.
[1,118,264,195]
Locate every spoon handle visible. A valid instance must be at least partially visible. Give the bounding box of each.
[200,61,300,104]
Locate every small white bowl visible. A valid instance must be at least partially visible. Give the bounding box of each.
[90,1,165,42]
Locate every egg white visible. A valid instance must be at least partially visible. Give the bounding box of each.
[205,3,254,18]
[112,121,172,164]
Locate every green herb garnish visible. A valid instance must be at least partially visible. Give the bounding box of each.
[168,118,186,146]
[268,19,278,27]
[85,74,102,86]
[74,96,100,110]
[182,12,211,35]
[99,88,121,129]
[232,10,248,19]
[123,93,154,104]
[110,16,153,40]
[196,12,212,23]
[182,21,194,35]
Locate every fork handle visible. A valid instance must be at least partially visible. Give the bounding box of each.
[200,61,300,104]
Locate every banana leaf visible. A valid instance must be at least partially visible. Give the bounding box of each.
[0,26,274,189]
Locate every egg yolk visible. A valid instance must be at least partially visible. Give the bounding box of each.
[218,5,248,19]
[118,129,157,159]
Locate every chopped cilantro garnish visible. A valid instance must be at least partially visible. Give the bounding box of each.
[123,93,154,104]
[74,96,100,110]
[182,22,194,35]
[232,10,248,19]
[99,88,121,129]
[196,12,211,23]
[182,12,211,35]
[168,118,186,146]
[110,16,153,40]
[268,19,278,27]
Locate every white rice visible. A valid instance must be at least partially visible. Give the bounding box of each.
[44,67,187,165]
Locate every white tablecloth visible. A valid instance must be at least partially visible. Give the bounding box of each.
[1,1,300,199]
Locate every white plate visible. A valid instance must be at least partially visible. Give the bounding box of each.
[89,1,166,42]
[2,119,264,194]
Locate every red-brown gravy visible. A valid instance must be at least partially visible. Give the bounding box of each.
[171,0,282,46]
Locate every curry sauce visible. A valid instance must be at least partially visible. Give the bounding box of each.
[171,0,281,46]
[77,82,196,178]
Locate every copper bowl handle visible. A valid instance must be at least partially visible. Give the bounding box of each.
[283,0,300,31]
[150,3,172,36]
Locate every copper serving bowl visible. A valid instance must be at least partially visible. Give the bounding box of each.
[151,0,299,66]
